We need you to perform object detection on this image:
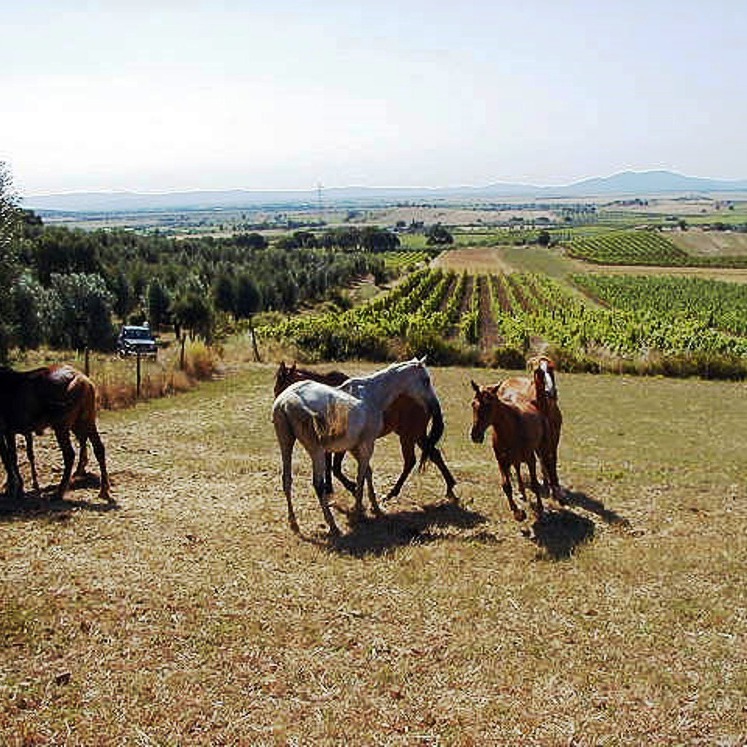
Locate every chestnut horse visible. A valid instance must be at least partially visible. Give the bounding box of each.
[0,365,111,502]
[272,358,444,537]
[470,379,554,522]
[274,361,457,501]
[498,355,562,501]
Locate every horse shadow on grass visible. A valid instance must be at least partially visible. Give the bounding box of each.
[317,501,492,558]
[0,476,118,524]
[529,490,632,560]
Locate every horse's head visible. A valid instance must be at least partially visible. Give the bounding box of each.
[273,361,298,398]
[470,380,499,444]
[530,356,558,400]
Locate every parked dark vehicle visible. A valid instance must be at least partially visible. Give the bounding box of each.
[116,325,157,357]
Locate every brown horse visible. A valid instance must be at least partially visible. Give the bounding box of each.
[470,379,554,522]
[0,365,111,502]
[498,355,562,501]
[274,361,457,501]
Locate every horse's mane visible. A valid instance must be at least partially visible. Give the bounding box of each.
[293,366,349,384]
[274,362,349,396]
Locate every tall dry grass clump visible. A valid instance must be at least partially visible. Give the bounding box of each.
[180,339,221,380]
[96,340,222,410]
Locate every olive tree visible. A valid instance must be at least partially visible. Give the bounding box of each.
[0,162,20,359]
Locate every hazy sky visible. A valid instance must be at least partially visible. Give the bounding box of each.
[3,1,746,195]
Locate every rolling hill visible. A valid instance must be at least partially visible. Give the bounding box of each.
[22,170,747,213]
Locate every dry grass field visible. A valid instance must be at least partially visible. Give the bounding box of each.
[1,360,745,745]
[671,229,747,257]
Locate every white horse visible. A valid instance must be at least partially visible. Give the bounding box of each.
[271,357,443,537]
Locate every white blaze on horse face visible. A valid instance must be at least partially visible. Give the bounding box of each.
[540,360,557,398]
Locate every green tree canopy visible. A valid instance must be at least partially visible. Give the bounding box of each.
[0,162,20,359]
[426,224,454,246]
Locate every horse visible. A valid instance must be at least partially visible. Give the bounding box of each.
[272,357,443,537]
[470,379,555,522]
[497,355,563,501]
[0,427,22,499]
[0,365,112,502]
[274,361,457,501]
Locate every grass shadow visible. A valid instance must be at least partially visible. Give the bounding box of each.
[322,501,491,557]
[0,481,118,523]
[530,489,633,560]
[562,489,631,528]
[530,507,596,560]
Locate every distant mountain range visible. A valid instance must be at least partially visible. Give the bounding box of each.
[22,170,747,213]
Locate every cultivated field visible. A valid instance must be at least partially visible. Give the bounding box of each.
[671,229,747,257]
[1,361,745,745]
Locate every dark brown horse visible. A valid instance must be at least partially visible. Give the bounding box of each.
[498,355,563,501]
[274,361,457,501]
[470,379,554,522]
[0,365,111,502]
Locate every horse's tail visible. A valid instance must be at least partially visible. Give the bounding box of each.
[311,402,350,443]
[418,394,445,471]
[272,400,298,460]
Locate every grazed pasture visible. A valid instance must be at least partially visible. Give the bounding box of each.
[1,363,746,745]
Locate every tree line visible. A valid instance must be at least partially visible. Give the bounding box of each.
[0,163,398,360]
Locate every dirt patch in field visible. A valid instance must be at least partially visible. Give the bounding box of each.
[432,246,514,273]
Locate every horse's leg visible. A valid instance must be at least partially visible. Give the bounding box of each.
[54,428,75,500]
[547,446,564,503]
[331,452,357,494]
[538,443,562,504]
[85,427,111,502]
[273,414,300,534]
[351,442,374,524]
[1,432,23,499]
[527,453,544,519]
[365,466,383,517]
[420,439,458,501]
[74,434,89,479]
[311,449,340,538]
[498,458,526,522]
[385,435,417,501]
[24,433,40,492]
[324,452,333,494]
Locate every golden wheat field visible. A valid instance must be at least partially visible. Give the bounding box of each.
[1,361,746,745]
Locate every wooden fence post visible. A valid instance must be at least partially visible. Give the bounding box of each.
[136,350,142,399]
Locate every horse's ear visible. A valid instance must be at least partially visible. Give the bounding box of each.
[470,379,480,394]
[290,362,297,373]
[419,355,428,365]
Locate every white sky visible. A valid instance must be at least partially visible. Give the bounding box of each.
[2,0,746,195]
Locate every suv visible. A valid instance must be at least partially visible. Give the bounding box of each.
[116,325,158,357]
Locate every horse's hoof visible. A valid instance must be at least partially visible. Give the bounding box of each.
[513,509,527,522]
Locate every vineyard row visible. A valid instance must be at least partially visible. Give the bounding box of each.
[260,269,747,376]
